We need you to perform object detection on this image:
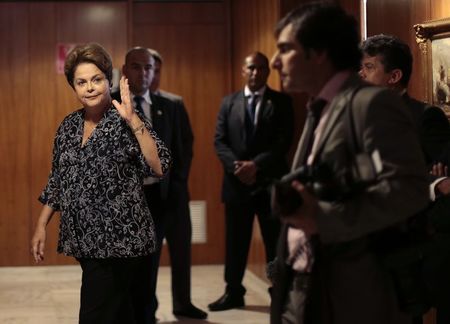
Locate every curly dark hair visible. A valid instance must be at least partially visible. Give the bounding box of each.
[360,34,413,87]
[64,43,113,88]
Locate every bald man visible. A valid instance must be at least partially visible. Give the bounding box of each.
[211,51,294,311]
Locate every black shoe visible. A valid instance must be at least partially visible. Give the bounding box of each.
[208,293,244,311]
[173,304,208,319]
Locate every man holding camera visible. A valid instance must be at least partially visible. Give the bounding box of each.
[270,3,429,324]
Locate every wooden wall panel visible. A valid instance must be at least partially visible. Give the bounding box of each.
[230,0,280,91]
[28,2,67,266]
[132,2,229,265]
[367,0,413,41]
[409,0,431,101]
[0,3,31,266]
[0,2,128,266]
[430,1,450,19]
[367,0,424,100]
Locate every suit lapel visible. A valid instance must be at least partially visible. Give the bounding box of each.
[258,89,272,121]
[313,94,348,158]
[313,75,363,162]
[150,94,164,136]
[292,120,312,170]
[237,91,246,125]
[254,89,274,137]
[234,92,247,141]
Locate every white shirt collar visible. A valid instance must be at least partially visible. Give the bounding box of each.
[399,88,407,96]
[244,85,267,98]
[132,89,152,106]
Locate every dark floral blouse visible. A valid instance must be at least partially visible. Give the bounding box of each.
[39,106,171,258]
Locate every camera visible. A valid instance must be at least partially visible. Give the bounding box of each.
[272,164,345,216]
[272,150,382,216]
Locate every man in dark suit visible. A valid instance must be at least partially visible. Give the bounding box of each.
[360,34,450,164]
[425,146,450,324]
[113,47,205,323]
[147,48,207,320]
[210,51,294,311]
[361,34,450,324]
[270,3,429,324]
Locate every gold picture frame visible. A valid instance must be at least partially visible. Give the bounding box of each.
[415,18,450,114]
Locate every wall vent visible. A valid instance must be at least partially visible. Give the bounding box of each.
[190,200,207,244]
[162,200,207,245]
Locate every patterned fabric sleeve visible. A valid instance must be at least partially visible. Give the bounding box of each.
[131,119,171,178]
[38,126,62,211]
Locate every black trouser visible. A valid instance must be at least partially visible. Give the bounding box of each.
[143,183,166,323]
[164,191,193,311]
[281,272,311,324]
[145,182,194,314]
[224,193,280,296]
[423,240,450,324]
[77,257,149,324]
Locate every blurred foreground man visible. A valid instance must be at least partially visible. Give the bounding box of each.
[270,2,429,324]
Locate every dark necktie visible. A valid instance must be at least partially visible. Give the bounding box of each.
[245,94,259,143]
[134,96,144,115]
[297,98,327,165]
[247,93,259,124]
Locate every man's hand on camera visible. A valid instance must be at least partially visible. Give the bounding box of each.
[436,178,450,196]
[280,180,318,237]
[234,160,257,185]
[431,162,448,177]
[430,162,450,196]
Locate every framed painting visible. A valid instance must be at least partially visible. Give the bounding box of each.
[415,18,450,115]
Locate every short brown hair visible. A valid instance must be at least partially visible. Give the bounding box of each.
[148,48,163,65]
[64,43,113,88]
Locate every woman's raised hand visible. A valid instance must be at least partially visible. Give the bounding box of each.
[112,76,136,123]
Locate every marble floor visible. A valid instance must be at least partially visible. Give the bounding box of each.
[0,265,270,324]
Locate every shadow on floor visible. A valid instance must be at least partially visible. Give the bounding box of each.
[159,320,220,324]
[242,304,270,314]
